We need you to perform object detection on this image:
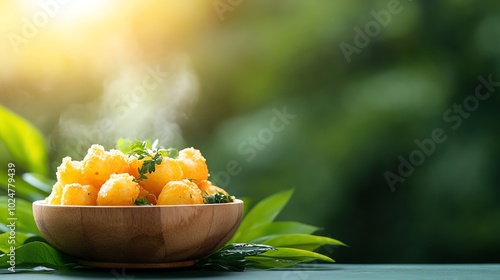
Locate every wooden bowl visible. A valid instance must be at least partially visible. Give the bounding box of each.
[32,200,243,268]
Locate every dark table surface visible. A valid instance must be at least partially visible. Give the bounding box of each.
[4,264,500,280]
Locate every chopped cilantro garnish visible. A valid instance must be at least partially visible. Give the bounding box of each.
[134,197,151,206]
[204,192,234,204]
[127,140,178,182]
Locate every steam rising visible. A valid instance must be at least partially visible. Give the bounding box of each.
[49,55,198,161]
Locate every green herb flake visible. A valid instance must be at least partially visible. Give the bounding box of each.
[204,192,234,204]
[134,197,151,206]
[127,140,178,182]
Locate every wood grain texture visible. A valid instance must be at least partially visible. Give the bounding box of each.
[32,200,243,265]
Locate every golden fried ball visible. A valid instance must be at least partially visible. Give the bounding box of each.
[139,157,183,197]
[56,157,88,186]
[97,173,140,206]
[157,179,204,205]
[47,143,231,206]
[196,180,229,196]
[82,145,130,188]
[176,148,209,183]
[204,184,230,197]
[196,179,211,193]
[61,183,99,205]
[45,182,63,205]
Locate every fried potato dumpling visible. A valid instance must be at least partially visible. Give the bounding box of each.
[206,185,229,197]
[82,145,130,188]
[56,157,88,186]
[157,179,204,205]
[61,183,99,205]
[196,180,229,196]
[47,143,233,206]
[139,157,183,197]
[176,148,209,183]
[45,182,63,205]
[97,173,140,206]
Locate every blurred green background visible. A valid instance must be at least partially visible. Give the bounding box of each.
[1,0,500,263]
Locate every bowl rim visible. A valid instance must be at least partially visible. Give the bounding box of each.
[32,199,243,208]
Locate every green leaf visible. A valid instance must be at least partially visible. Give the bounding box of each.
[165,148,179,159]
[0,241,76,269]
[205,243,275,260]
[230,189,294,243]
[23,235,47,244]
[203,193,234,204]
[0,196,40,236]
[262,234,347,251]
[237,221,319,243]
[245,247,334,269]
[151,139,160,150]
[0,232,30,253]
[196,243,275,271]
[134,197,151,206]
[22,173,54,194]
[0,105,48,176]
[240,197,252,217]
